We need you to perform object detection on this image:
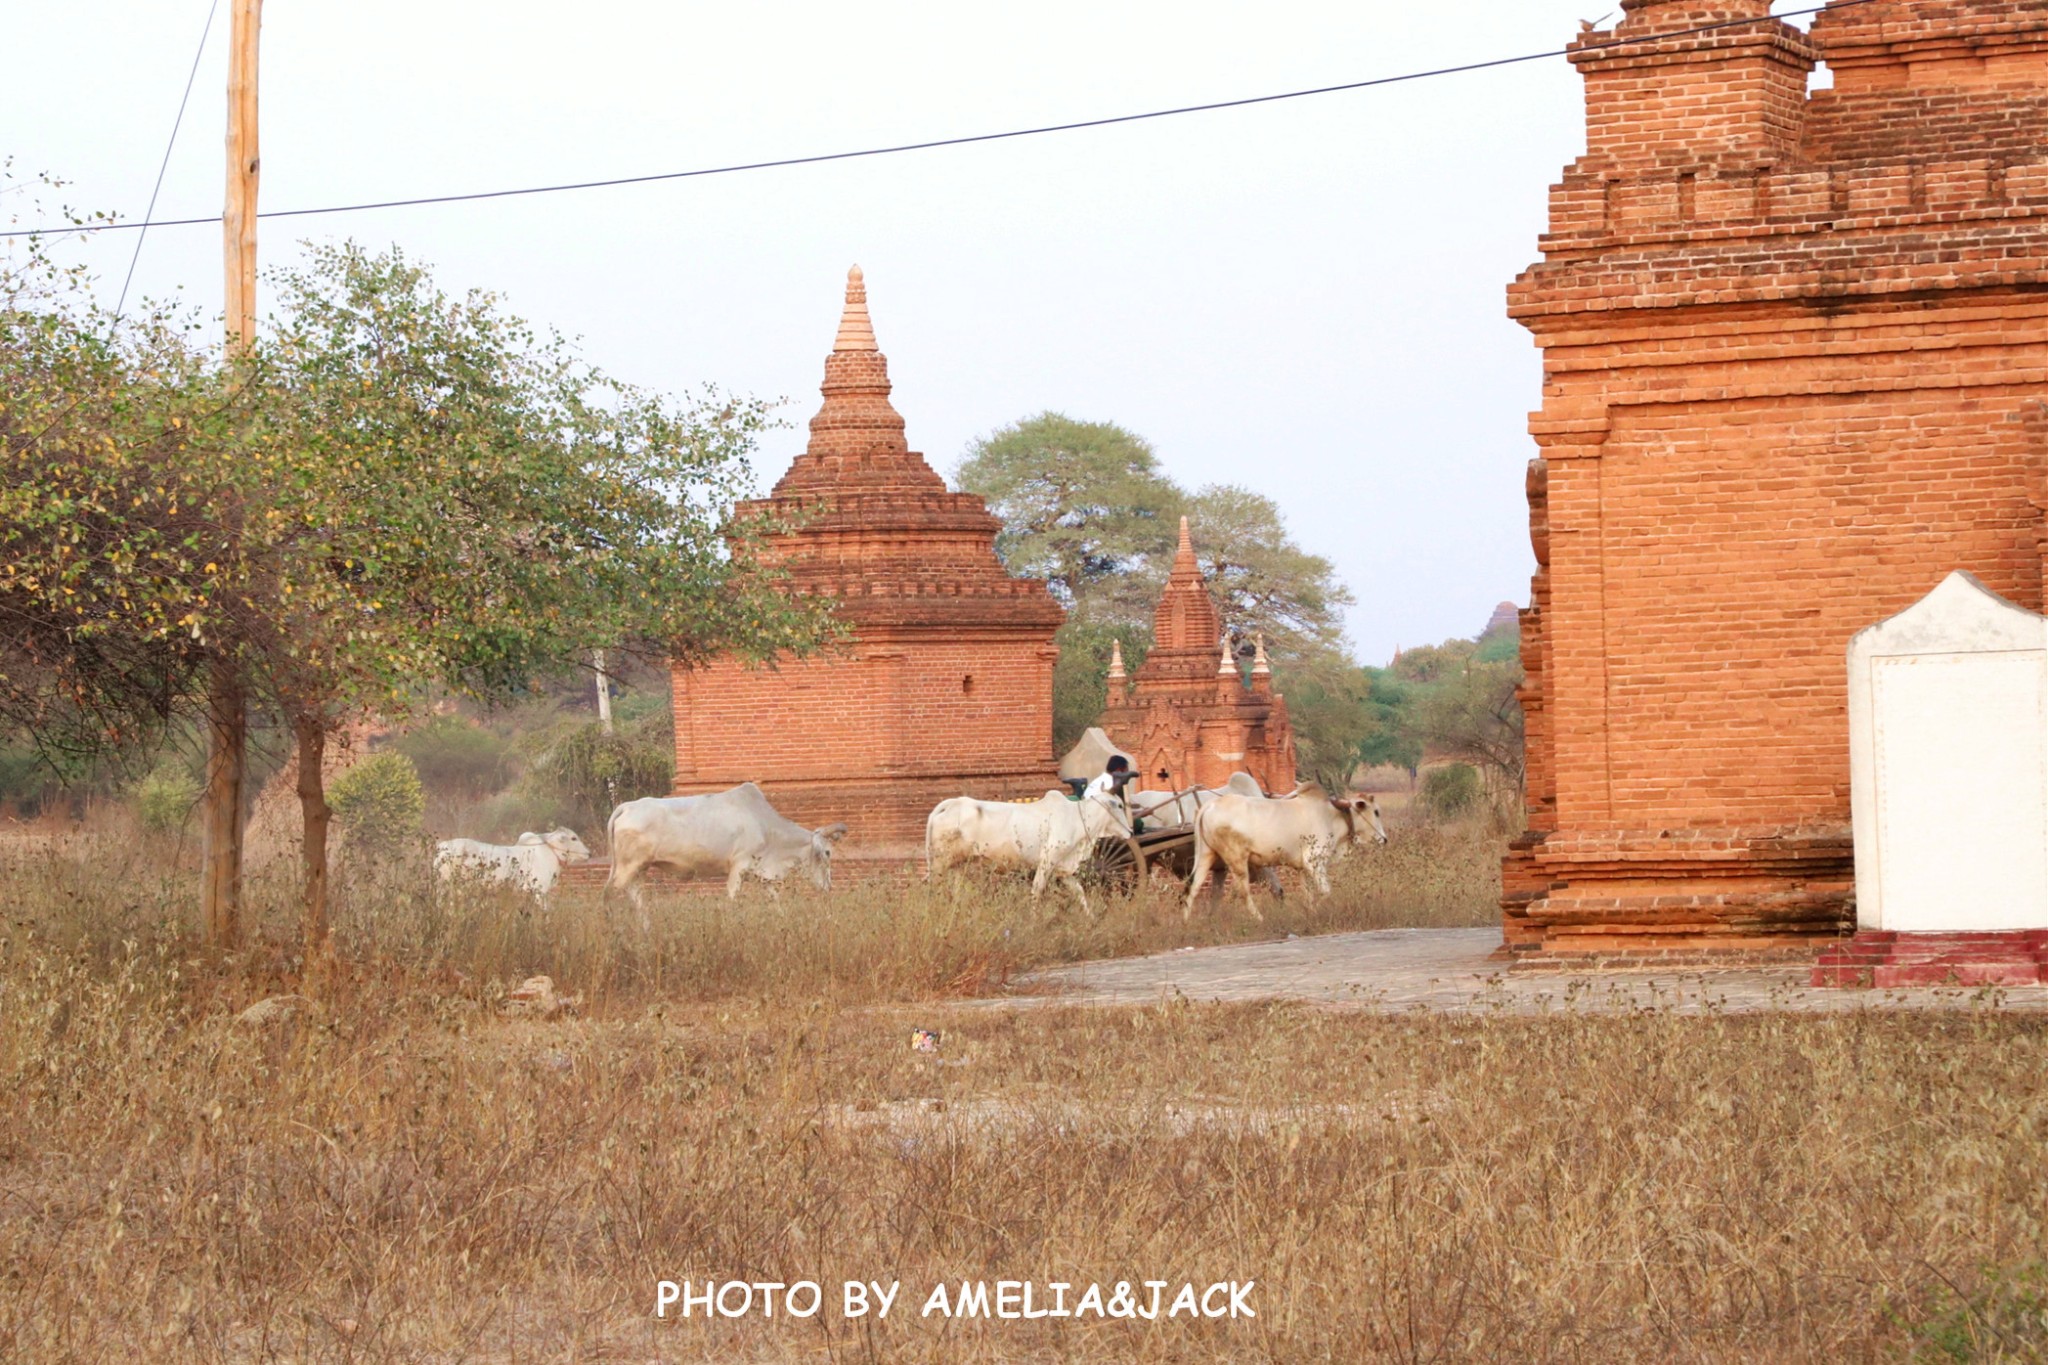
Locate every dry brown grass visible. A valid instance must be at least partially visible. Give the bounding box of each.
[4,832,2044,1362]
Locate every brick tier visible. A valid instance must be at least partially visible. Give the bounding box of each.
[1504,0,2048,963]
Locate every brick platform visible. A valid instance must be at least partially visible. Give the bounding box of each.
[1503,0,2048,961]
[1811,930,2048,987]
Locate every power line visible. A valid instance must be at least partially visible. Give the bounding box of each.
[111,0,220,320]
[5,0,1889,242]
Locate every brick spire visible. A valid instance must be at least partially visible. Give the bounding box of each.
[1153,516,1224,651]
[774,265,945,496]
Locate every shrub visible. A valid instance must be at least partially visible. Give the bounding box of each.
[328,752,426,848]
[1419,763,1481,821]
[521,713,673,837]
[130,762,201,833]
[393,715,514,801]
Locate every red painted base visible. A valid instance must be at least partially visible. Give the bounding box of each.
[1811,930,2048,988]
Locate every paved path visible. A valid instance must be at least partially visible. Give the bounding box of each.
[1004,927,2048,1015]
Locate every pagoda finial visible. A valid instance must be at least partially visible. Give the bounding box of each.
[1218,635,1236,676]
[1252,633,1270,673]
[1108,637,1126,678]
[833,265,877,352]
[1177,515,1194,558]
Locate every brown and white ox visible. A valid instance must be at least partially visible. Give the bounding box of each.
[1185,783,1387,920]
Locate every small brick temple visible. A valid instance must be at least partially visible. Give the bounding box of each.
[669,268,1064,847]
[1095,518,1297,793]
[1504,0,2048,962]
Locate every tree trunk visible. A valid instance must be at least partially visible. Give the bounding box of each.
[296,717,332,964]
[201,661,246,947]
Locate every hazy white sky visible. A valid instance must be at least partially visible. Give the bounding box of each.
[5,1,1815,664]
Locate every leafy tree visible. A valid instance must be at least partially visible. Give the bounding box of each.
[955,413,1182,625]
[1182,483,1352,664]
[957,413,1360,765]
[3,233,830,960]
[233,242,830,957]
[1355,669,1424,774]
[1047,620,1151,754]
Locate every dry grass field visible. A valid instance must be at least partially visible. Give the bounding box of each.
[3,826,2046,1362]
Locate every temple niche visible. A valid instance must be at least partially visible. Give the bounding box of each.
[1094,518,1297,794]
[669,268,1064,848]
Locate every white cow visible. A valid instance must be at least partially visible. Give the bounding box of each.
[1185,784,1388,920]
[435,828,592,898]
[1125,772,1270,827]
[605,782,847,907]
[925,790,1131,911]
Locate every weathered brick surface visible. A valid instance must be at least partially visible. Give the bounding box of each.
[1095,518,1296,795]
[671,270,1064,847]
[1505,0,2048,961]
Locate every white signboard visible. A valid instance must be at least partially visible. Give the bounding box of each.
[1849,572,2048,932]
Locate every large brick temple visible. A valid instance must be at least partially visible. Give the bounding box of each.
[669,268,1064,847]
[1095,518,1296,793]
[1504,0,2048,961]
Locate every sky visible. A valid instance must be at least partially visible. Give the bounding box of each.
[2,2,1824,665]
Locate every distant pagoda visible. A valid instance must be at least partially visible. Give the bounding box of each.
[668,268,1064,847]
[1094,518,1296,794]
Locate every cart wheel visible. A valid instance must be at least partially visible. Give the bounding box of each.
[1081,835,1145,893]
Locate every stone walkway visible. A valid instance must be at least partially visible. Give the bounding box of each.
[1002,927,2048,1015]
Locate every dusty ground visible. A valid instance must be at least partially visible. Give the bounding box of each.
[1006,926,2048,1014]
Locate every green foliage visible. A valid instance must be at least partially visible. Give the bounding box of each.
[1355,670,1424,773]
[1051,620,1151,755]
[393,715,512,801]
[1420,763,1482,821]
[328,752,426,847]
[1905,1263,2048,1362]
[958,411,1359,765]
[520,710,674,838]
[955,413,1181,623]
[129,761,200,833]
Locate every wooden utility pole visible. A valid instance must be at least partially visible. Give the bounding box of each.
[202,0,261,946]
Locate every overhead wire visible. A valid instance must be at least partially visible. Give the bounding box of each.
[110,0,220,318]
[6,0,1895,242]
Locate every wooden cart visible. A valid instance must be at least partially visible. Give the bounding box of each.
[1079,822,1199,893]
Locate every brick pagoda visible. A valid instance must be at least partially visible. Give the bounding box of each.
[1504,0,2048,962]
[1095,518,1297,793]
[669,268,1064,847]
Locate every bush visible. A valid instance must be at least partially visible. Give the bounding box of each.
[328,752,426,847]
[393,715,513,801]
[521,713,673,837]
[1419,763,1481,821]
[130,762,201,833]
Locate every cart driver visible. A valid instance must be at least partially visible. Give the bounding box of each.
[1085,755,1142,834]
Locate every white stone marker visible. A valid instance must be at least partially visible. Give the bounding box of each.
[1848,570,2048,932]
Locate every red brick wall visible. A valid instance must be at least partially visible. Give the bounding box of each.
[1505,0,2048,961]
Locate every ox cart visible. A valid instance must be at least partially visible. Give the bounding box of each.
[1080,822,1199,892]
[1073,785,1207,894]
